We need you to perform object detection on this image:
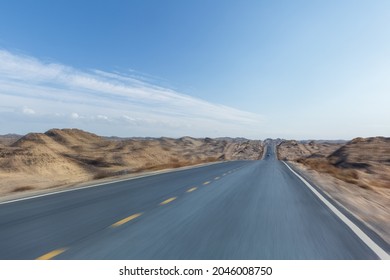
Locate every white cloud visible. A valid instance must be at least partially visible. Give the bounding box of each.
[122,115,136,122]
[96,115,109,120]
[22,107,35,115]
[0,49,265,138]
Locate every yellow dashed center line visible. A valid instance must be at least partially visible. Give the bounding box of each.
[36,248,67,260]
[160,197,177,205]
[111,213,142,228]
[214,176,220,180]
[186,187,197,193]
[203,181,211,185]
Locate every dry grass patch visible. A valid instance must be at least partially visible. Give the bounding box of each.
[298,158,372,189]
[12,186,35,192]
[135,156,220,172]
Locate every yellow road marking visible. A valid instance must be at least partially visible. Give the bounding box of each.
[214,176,220,180]
[203,181,211,185]
[186,187,197,193]
[36,248,67,260]
[160,197,177,205]
[111,213,142,227]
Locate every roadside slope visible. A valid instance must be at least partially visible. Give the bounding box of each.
[277,137,390,244]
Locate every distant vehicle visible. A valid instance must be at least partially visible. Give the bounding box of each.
[267,154,270,157]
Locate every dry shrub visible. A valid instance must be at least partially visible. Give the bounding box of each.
[12,186,34,192]
[135,157,220,172]
[169,157,180,164]
[299,158,364,188]
[93,170,114,179]
[205,156,218,162]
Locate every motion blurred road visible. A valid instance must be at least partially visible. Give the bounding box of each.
[0,144,387,259]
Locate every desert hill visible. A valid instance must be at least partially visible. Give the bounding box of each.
[278,137,390,189]
[325,137,390,189]
[328,137,390,167]
[0,128,263,196]
[277,140,343,161]
[0,133,22,146]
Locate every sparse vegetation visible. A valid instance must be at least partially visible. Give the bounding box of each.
[297,157,364,188]
[134,156,220,173]
[93,170,114,180]
[12,186,34,192]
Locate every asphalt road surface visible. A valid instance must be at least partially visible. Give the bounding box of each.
[0,144,388,259]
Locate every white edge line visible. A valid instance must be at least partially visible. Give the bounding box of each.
[283,161,389,260]
[0,161,226,206]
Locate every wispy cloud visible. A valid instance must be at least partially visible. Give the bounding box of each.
[0,49,264,137]
[22,107,35,115]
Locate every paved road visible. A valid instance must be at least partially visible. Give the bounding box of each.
[0,144,387,259]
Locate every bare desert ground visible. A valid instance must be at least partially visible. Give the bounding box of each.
[277,138,390,243]
[0,128,263,197]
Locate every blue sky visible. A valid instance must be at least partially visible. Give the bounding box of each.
[0,0,389,139]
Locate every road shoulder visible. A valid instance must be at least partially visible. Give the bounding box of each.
[284,161,390,254]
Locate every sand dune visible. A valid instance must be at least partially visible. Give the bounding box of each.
[0,129,263,197]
